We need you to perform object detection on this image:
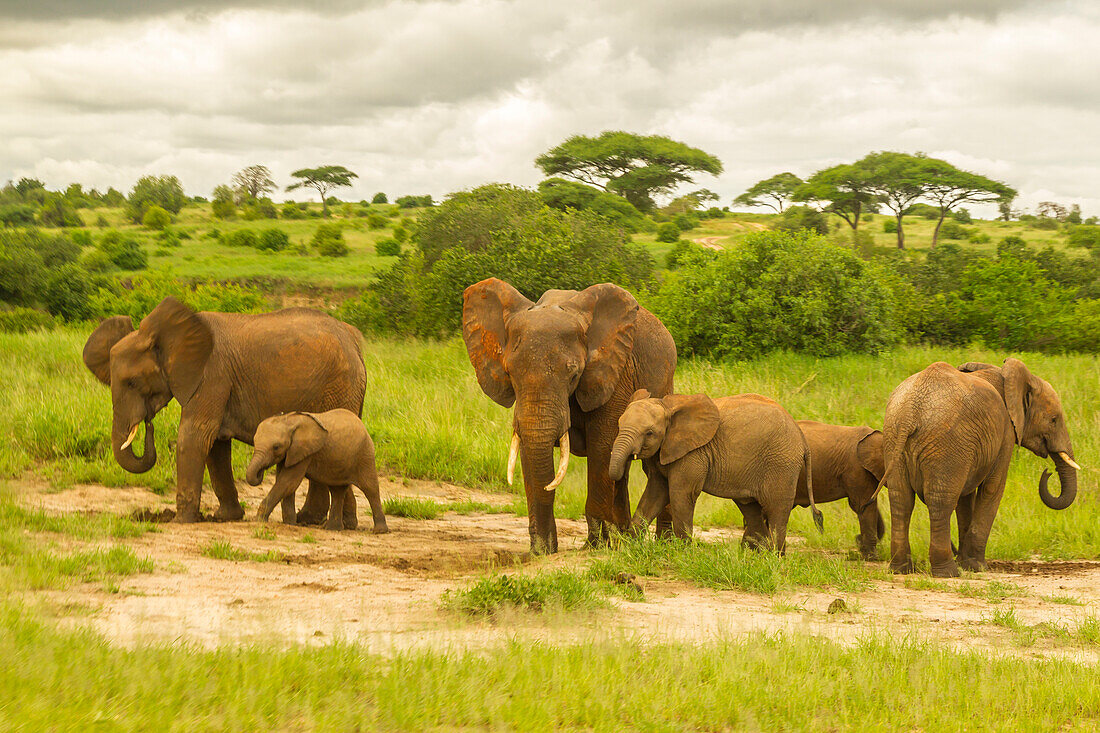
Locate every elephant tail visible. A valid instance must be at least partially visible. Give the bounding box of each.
[802,434,824,533]
[861,426,909,513]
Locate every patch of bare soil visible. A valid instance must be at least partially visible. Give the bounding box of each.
[692,236,726,251]
[13,478,1100,660]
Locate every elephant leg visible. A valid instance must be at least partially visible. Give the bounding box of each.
[668,471,702,540]
[737,500,768,551]
[340,487,358,531]
[642,461,674,538]
[296,479,330,526]
[888,484,916,574]
[955,492,974,557]
[583,426,619,548]
[850,495,883,561]
[325,486,347,531]
[631,469,670,536]
[206,439,244,522]
[759,489,793,555]
[959,460,1009,572]
[174,425,215,523]
[356,462,389,535]
[927,497,959,578]
[258,463,308,522]
[280,493,297,525]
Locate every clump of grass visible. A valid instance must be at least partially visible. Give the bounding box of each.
[957,580,1025,604]
[771,598,805,613]
[3,543,154,590]
[1043,594,1084,606]
[589,537,883,595]
[383,496,443,520]
[443,571,609,616]
[903,576,950,592]
[251,525,277,541]
[447,500,511,515]
[299,534,317,544]
[200,541,284,563]
[0,498,154,540]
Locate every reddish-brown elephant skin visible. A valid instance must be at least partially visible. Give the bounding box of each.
[82,297,367,525]
[462,278,677,554]
[882,359,1078,578]
[795,421,885,560]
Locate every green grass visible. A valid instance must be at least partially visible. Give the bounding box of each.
[986,606,1100,648]
[957,580,1027,604]
[447,499,513,515]
[2,606,1100,730]
[250,525,277,540]
[1044,594,1086,606]
[382,496,444,519]
[589,537,884,595]
[442,571,614,616]
[199,540,284,563]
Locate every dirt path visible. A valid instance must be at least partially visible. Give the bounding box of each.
[14,479,1100,660]
[692,236,726,250]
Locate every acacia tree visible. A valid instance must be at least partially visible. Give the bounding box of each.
[794,164,877,233]
[535,131,722,211]
[921,159,1014,247]
[855,152,932,249]
[733,172,803,213]
[232,165,275,202]
[286,165,358,216]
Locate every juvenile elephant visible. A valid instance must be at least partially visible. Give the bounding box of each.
[246,409,388,533]
[82,297,366,525]
[462,278,676,555]
[796,421,885,560]
[881,359,1079,577]
[611,391,822,551]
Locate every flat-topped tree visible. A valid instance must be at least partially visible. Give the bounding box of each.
[733,172,803,213]
[854,152,932,249]
[921,159,1015,246]
[286,165,358,217]
[535,131,722,212]
[794,164,878,234]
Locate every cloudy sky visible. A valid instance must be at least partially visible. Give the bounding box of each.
[1,0,1098,214]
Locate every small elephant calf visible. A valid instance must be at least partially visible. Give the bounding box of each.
[245,409,389,533]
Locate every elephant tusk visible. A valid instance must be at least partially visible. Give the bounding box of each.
[120,424,140,451]
[544,432,570,492]
[506,432,520,485]
[1058,452,1082,470]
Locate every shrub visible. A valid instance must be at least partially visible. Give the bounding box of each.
[225,229,258,248]
[953,208,972,223]
[0,204,36,227]
[70,230,93,247]
[42,263,94,320]
[375,238,401,256]
[392,224,408,243]
[211,198,236,220]
[312,224,348,257]
[142,205,172,230]
[937,220,969,240]
[1067,225,1100,250]
[656,222,680,243]
[774,206,829,235]
[366,213,386,230]
[257,229,289,252]
[649,230,902,360]
[0,307,54,333]
[666,239,712,270]
[396,194,433,209]
[1033,217,1059,230]
[97,231,147,270]
[95,215,110,228]
[241,198,277,220]
[371,192,388,204]
[157,229,181,248]
[673,213,698,231]
[968,232,992,244]
[280,202,306,220]
[905,203,940,219]
[883,219,897,233]
[88,271,266,320]
[80,248,114,273]
[126,175,185,223]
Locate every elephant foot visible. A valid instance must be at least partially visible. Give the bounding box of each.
[856,535,879,562]
[281,513,297,526]
[530,534,559,555]
[324,518,344,531]
[930,560,961,578]
[958,555,987,573]
[890,558,917,574]
[342,513,358,531]
[371,522,390,535]
[213,503,245,522]
[584,515,612,549]
[295,510,326,526]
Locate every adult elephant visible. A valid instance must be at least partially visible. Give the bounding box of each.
[881,358,1079,577]
[462,278,676,554]
[82,297,367,525]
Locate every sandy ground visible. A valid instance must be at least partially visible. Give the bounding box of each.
[14,478,1100,660]
[692,236,727,250]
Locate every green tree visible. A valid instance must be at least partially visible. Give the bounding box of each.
[286,166,358,217]
[854,152,932,249]
[231,165,275,202]
[535,131,722,211]
[733,172,803,213]
[312,223,348,256]
[774,205,829,235]
[371,192,388,204]
[142,205,172,230]
[920,158,1014,247]
[537,178,646,230]
[211,185,236,219]
[37,193,82,228]
[794,164,877,233]
[126,175,185,223]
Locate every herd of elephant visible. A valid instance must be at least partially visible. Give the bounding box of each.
[82,277,1079,579]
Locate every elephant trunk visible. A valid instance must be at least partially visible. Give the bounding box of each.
[609,429,639,481]
[246,451,272,487]
[112,418,156,474]
[1039,451,1078,510]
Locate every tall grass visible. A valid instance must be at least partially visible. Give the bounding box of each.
[1,606,1099,730]
[3,329,1098,560]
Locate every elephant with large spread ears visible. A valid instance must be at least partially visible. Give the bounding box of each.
[881,358,1079,577]
[462,278,676,554]
[82,297,367,525]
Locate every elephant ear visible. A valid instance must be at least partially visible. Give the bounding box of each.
[1002,358,1040,446]
[629,388,651,403]
[139,297,213,405]
[571,284,639,412]
[82,316,135,385]
[286,413,328,467]
[461,279,533,408]
[856,429,885,481]
[958,362,998,373]
[659,394,720,465]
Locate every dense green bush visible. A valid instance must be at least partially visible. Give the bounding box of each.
[257,229,289,252]
[375,238,401,256]
[649,230,903,360]
[42,263,95,321]
[312,224,348,257]
[673,213,698,231]
[366,212,387,230]
[396,195,433,209]
[0,204,36,227]
[142,205,172,230]
[656,222,680,243]
[97,231,147,270]
[0,307,55,332]
[225,229,258,248]
[883,219,897,233]
[1067,225,1100,250]
[774,206,829,235]
[89,271,267,320]
[952,208,972,223]
[126,175,185,223]
[241,198,277,220]
[538,178,647,231]
[937,220,969,240]
[280,202,307,220]
[666,239,712,270]
[371,192,388,204]
[392,224,408,243]
[905,203,940,219]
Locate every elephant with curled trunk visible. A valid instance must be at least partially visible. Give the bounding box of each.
[611,391,823,550]
[82,297,367,525]
[462,278,676,555]
[881,358,1079,577]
